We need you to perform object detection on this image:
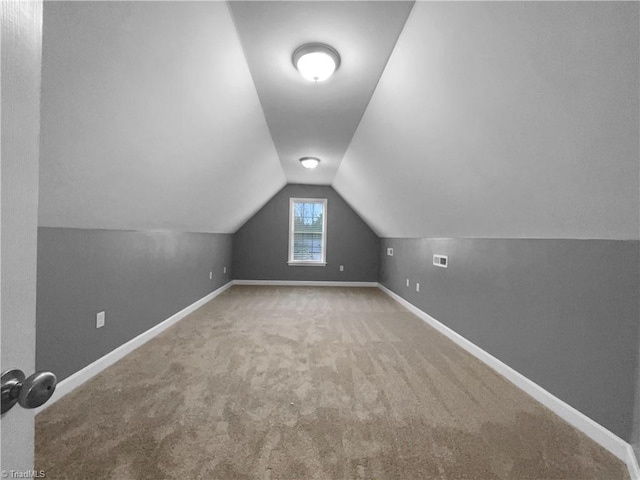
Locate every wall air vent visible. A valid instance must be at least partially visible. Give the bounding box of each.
[433,254,448,268]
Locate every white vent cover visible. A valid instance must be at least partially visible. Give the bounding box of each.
[433,254,448,268]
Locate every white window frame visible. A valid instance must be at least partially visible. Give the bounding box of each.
[288,197,327,266]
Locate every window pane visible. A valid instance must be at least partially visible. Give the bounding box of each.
[293,202,323,233]
[293,233,323,261]
[290,199,325,262]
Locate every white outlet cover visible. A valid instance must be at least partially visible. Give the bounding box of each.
[416,283,420,292]
[223,267,227,274]
[340,265,344,271]
[387,247,394,256]
[209,271,213,279]
[96,311,105,329]
[406,279,410,287]
[434,254,448,268]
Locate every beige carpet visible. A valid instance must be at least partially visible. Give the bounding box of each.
[36,286,628,479]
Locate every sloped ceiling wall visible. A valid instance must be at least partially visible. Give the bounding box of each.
[39,2,285,233]
[334,1,639,239]
[39,2,639,239]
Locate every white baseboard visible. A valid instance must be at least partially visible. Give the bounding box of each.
[377,284,640,480]
[232,280,378,287]
[37,281,233,413]
[626,444,640,480]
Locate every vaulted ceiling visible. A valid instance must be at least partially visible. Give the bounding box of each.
[228,1,413,185]
[39,1,639,239]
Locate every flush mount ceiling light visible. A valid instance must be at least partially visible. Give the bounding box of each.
[300,157,320,169]
[292,43,341,82]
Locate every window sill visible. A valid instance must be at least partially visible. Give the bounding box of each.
[287,262,327,267]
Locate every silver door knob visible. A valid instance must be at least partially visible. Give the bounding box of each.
[1,369,57,414]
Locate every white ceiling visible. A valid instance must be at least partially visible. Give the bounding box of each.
[39,2,286,233]
[38,1,639,239]
[228,1,413,185]
[335,1,639,239]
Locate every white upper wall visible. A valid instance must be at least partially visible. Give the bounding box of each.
[39,2,285,233]
[334,2,639,239]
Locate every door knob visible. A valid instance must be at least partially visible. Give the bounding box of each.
[1,369,57,414]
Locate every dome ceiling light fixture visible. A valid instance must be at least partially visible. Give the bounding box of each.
[292,43,341,82]
[299,157,320,169]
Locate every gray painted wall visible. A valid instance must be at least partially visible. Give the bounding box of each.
[233,184,379,282]
[380,238,639,442]
[36,228,232,382]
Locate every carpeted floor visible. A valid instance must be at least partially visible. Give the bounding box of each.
[36,286,628,479]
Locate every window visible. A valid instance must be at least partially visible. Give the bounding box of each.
[288,198,327,266]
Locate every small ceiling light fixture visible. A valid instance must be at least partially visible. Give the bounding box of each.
[292,43,341,82]
[300,157,320,169]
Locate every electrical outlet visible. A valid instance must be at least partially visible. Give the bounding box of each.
[416,283,420,292]
[223,267,227,274]
[96,311,105,329]
[387,248,394,256]
[433,255,448,268]
[339,265,344,271]
[209,271,213,280]
[406,279,410,287]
